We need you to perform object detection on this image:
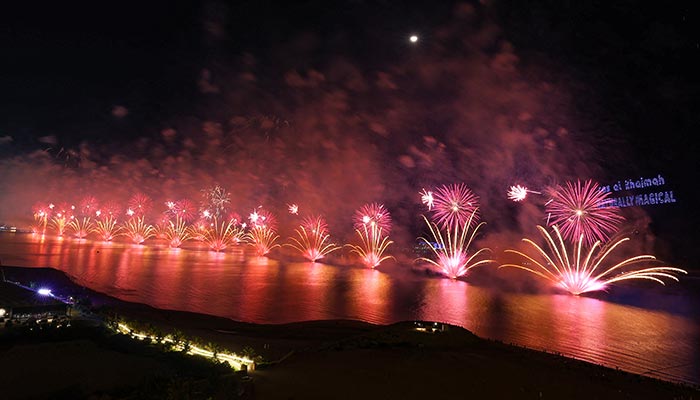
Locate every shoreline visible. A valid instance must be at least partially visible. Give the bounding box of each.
[2,265,699,398]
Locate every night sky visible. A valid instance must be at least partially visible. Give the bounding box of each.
[1,1,698,266]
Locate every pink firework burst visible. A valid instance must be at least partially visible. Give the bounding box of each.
[128,193,153,217]
[301,215,329,236]
[417,211,492,279]
[545,179,624,245]
[431,183,480,229]
[286,220,340,263]
[500,225,687,295]
[353,203,391,233]
[347,224,394,268]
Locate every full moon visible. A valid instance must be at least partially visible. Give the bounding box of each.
[409,35,418,43]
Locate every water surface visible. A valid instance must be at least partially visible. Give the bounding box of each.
[1,233,698,385]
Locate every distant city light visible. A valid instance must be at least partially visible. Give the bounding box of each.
[37,288,52,296]
[0,308,6,317]
[409,35,418,43]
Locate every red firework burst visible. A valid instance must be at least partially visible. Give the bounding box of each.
[128,193,153,217]
[99,201,122,218]
[301,215,329,236]
[431,183,480,229]
[353,203,391,233]
[174,199,197,223]
[79,196,99,216]
[545,179,624,245]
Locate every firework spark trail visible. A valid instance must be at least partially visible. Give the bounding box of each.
[122,216,155,244]
[546,180,624,245]
[68,216,94,239]
[49,204,73,236]
[353,203,392,233]
[286,220,340,262]
[417,210,493,279]
[499,225,687,295]
[347,223,394,268]
[246,226,280,256]
[202,217,244,252]
[163,215,192,248]
[50,215,70,236]
[431,183,480,229]
[93,215,122,241]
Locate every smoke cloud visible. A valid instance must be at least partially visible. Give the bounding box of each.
[0,3,650,259]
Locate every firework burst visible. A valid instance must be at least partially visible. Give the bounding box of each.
[93,215,122,241]
[170,199,195,222]
[154,214,172,239]
[49,204,73,236]
[301,215,329,235]
[202,217,245,252]
[249,207,277,230]
[68,216,94,239]
[32,203,51,234]
[417,210,493,279]
[99,201,121,218]
[288,203,299,215]
[286,220,340,262]
[347,224,394,268]
[79,196,99,216]
[128,193,153,217]
[546,180,624,245]
[507,185,541,202]
[164,216,192,248]
[246,226,281,256]
[190,218,209,241]
[500,225,687,295]
[122,216,155,244]
[419,189,434,210]
[431,183,480,229]
[353,203,392,233]
[201,185,231,219]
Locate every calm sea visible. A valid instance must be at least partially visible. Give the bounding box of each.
[1,233,698,385]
